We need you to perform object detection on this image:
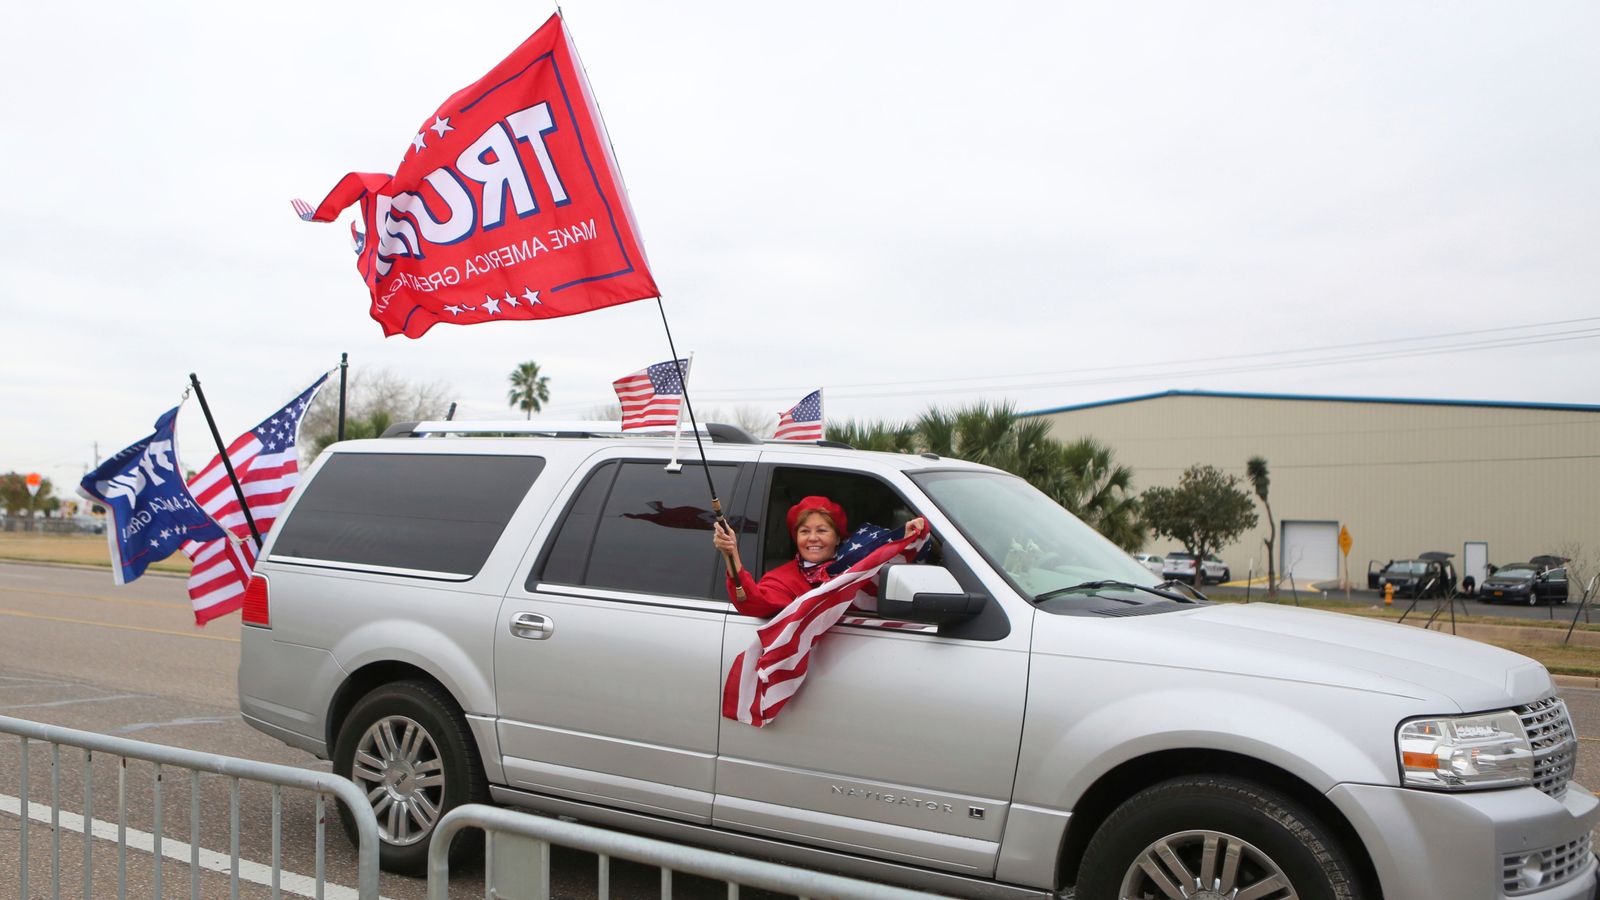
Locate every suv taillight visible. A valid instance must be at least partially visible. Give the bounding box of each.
[241,575,270,627]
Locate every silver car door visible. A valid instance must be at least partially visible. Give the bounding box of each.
[712,459,1031,878]
[496,454,751,824]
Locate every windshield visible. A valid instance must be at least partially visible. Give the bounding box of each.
[910,470,1157,599]
[1494,565,1537,579]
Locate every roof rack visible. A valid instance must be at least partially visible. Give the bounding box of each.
[379,420,761,444]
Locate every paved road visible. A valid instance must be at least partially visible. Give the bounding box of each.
[2,561,1598,898]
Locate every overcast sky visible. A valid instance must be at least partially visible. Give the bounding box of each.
[3,1,1597,497]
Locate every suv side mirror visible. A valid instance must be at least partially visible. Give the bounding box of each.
[877,564,986,625]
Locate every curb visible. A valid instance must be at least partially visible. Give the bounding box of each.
[1554,674,1600,690]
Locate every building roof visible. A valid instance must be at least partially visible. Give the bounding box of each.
[1020,389,1600,418]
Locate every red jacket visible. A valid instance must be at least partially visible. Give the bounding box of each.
[725,559,819,618]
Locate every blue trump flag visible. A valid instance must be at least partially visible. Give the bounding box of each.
[78,406,228,585]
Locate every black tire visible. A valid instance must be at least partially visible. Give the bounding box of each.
[1077,775,1363,900]
[332,680,488,875]
[1221,569,1231,583]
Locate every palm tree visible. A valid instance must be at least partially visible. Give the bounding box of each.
[310,409,395,455]
[1247,456,1276,597]
[1054,437,1144,552]
[826,419,916,453]
[909,403,1145,552]
[506,361,551,419]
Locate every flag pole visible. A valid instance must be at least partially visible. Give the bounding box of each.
[188,373,264,550]
[665,352,693,474]
[337,352,348,441]
[654,299,741,594]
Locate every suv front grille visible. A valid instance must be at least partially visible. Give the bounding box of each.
[1516,697,1576,798]
[1502,832,1593,895]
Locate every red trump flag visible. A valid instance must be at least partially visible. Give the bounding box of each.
[300,14,659,338]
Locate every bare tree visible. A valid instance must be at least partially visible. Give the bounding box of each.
[1552,541,1599,619]
[704,405,777,438]
[302,369,454,458]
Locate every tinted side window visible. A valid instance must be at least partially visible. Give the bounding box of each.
[273,453,544,576]
[539,462,739,600]
[537,461,617,586]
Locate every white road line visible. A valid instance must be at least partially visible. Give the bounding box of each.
[0,693,151,711]
[0,792,390,900]
[0,675,71,685]
[112,715,239,734]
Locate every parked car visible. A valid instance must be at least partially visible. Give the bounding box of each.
[1375,553,1457,599]
[1132,553,1165,575]
[1162,551,1229,584]
[1481,562,1570,606]
[238,420,1596,898]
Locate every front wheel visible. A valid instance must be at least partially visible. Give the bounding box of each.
[1077,775,1364,900]
[333,680,488,875]
[1220,568,1231,583]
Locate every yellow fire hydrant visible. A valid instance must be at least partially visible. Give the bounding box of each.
[1384,583,1394,607]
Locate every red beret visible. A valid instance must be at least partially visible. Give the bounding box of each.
[786,496,846,537]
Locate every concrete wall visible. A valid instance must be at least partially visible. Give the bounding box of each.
[1026,392,1600,587]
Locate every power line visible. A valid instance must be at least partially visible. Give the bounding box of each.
[695,326,1600,402]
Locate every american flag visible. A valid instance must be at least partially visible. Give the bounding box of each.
[613,359,687,431]
[722,523,929,727]
[181,375,328,624]
[290,198,316,221]
[774,389,824,441]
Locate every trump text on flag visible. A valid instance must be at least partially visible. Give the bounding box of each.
[303,14,658,338]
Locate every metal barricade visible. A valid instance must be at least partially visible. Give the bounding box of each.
[427,803,940,900]
[0,713,379,899]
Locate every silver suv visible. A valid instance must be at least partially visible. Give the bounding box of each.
[239,421,1598,899]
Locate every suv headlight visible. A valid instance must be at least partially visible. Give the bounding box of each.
[1398,710,1533,789]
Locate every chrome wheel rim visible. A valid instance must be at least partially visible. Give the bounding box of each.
[1118,829,1297,900]
[350,715,445,846]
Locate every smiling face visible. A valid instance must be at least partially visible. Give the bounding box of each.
[793,511,841,564]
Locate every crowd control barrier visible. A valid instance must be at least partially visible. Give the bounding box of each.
[427,803,940,900]
[0,713,380,900]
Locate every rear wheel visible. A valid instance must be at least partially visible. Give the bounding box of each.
[1077,775,1363,900]
[333,680,487,874]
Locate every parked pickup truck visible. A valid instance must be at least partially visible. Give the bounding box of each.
[238,421,1598,899]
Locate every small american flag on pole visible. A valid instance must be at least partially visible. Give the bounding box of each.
[613,359,687,431]
[774,389,824,441]
[181,375,327,624]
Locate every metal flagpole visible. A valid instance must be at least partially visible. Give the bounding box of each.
[337,353,348,441]
[188,374,264,550]
[558,12,733,587]
[665,352,693,473]
[653,299,741,595]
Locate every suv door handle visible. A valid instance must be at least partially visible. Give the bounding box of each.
[510,612,555,640]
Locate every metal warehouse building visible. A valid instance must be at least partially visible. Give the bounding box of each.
[1023,390,1600,590]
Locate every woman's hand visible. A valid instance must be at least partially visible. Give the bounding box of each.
[904,517,928,539]
[712,520,742,571]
